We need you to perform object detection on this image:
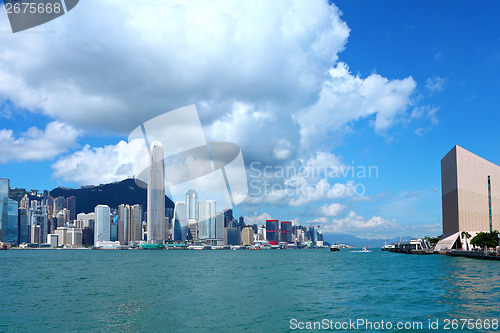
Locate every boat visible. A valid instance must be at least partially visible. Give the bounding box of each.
[361,247,371,252]
[382,241,396,251]
[329,244,340,252]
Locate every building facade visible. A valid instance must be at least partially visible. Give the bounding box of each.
[147,141,165,244]
[437,145,500,250]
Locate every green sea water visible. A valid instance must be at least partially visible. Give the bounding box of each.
[0,249,499,332]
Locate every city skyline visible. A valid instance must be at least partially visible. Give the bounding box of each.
[2,1,500,239]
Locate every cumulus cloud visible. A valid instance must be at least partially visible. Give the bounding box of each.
[295,63,417,148]
[51,140,134,185]
[319,203,345,216]
[0,121,80,163]
[244,212,274,226]
[321,211,399,238]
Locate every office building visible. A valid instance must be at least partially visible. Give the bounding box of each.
[131,205,143,242]
[29,206,48,244]
[280,221,292,243]
[266,220,280,245]
[6,199,18,245]
[173,201,186,241]
[198,200,216,240]
[47,234,59,247]
[55,227,68,246]
[118,204,130,245]
[224,227,240,245]
[18,208,29,244]
[53,196,66,215]
[94,205,111,245]
[436,145,500,250]
[186,189,198,221]
[147,141,165,244]
[20,194,29,211]
[241,227,254,246]
[0,178,9,242]
[188,218,198,241]
[66,196,76,221]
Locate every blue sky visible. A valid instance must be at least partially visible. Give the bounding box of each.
[1,0,500,238]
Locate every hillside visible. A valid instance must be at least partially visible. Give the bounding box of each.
[49,178,175,214]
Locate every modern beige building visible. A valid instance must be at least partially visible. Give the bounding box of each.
[436,145,500,250]
[241,227,255,246]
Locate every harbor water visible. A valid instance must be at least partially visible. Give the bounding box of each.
[1,249,499,332]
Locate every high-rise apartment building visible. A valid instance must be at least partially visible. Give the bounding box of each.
[147,141,165,244]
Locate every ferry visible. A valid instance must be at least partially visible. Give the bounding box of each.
[329,244,340,252]
[382,241,396,251]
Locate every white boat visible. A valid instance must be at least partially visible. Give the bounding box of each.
[382,241,396,251]
[329,244,340,252]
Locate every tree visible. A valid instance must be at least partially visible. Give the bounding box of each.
[424,235,441,246]
[470,230,500,249]
[461,231,471,251]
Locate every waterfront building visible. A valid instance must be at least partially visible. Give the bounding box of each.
[67,228,83,247]
[94,205,111,245]
[173,201,187,241]
[198,200,216,240]
[28,206,48,244]
[224,227,240,245]
[55,227,68,246]
[131,205,143,242]
[188,218,198,241]
[186,189,198,221]
[0,178,9,243]
[241,227,254,246]
[47,234,59,247]
[30,225,40,244]
[215,212,224,245]
[436,145,500,250]
[82,227,93,246]
[6,199,18,245]
[147,141,166,244]
[280,221,292,243]
[118,204,130,245]
[18,207,29,244]
[266,220,280,245]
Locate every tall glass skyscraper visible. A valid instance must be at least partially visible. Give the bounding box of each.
[173,201,186,241]
[186,189,198,221]
[0,178,9,242]
[198,200,216,240]
[94,205,111,244]
[147,141,165,244]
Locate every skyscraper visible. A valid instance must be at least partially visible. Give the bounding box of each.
[186,188,198,221]
[173,201,186,241]
[130,204,143,242]
[266,220,280,245]
[280,221,292,243]
[0,178,9,242]
[198,200,216,240]
[147,141,165,244]
[66,196,76,221]
[94,205,111,245]
[118,204,130,245]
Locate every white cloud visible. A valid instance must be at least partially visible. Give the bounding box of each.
[319,203,345,216]
[426,76,445,92]
[0,121,80,163]
[321,211,400,238]
[296,63,417,148]
[244,212,274,226]
[51,140,134,185]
